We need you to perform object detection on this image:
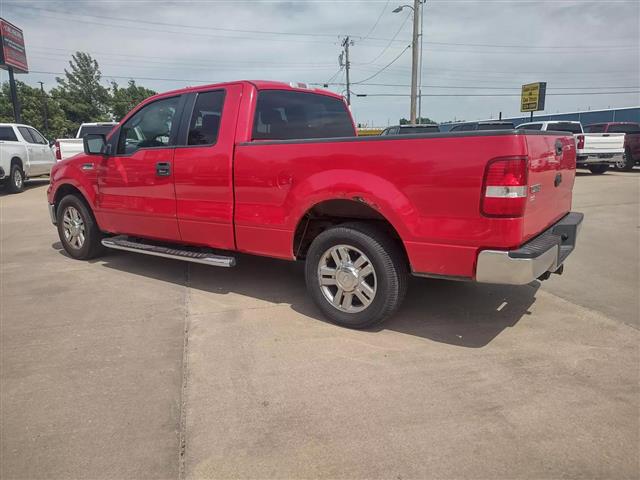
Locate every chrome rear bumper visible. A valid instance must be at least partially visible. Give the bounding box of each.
[476,212,583,285]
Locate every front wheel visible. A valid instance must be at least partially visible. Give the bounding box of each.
[589,164,609,174]
[305,223,408,329]
[56,195,105,260]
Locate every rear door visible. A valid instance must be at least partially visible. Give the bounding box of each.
[172,85,243,249]
[522,133,576,241]
[96,95,185,241]
[26,127,54,174]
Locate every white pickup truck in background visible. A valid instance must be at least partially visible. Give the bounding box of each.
[0,123,56,193]
[517,120,625,174]
[54,122,117,161]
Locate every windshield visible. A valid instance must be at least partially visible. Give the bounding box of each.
[78,125,115,138]
[477,123,514,131]
[398,125,440,134]
[548,123,582,134]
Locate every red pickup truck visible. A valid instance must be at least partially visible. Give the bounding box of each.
[47,81,583,329]
[584,122,640,171]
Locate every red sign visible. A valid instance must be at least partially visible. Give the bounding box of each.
[0,18,28,73]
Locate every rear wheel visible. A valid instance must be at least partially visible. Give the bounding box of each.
[615,148,635,171]
[7,164,24,193]
[57,195,105,260]
[589,164,609,174]
[305,223,408,329]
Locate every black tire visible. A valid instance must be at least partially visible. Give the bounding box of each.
[7,163,24,193]
[589,164,609,175]
[56,194,105,260]
[615,148,635,172]
[305,222,408,329]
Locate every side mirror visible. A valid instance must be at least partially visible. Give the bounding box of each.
[83,133,107,155]
[48,139,55,147]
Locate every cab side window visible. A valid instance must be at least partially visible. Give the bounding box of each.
[28,127,48,144]
[117,96,180,155]
[17,126,37,144]
[187,91,225,146]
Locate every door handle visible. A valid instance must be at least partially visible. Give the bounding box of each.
[156,161,171,176]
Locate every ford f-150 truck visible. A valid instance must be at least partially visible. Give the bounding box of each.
[47,81,583,329]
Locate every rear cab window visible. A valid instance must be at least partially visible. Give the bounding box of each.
[518,123,542,131]
[78,125,115,137]
[608,124,640,134]
[252,90,355,141]
[0,126,18,141]
[584,124,606,133]
[547,123,583,134]
[399,125,440,134]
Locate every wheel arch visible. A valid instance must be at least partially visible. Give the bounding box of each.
[10,156,23,170]
[292,198,409,265]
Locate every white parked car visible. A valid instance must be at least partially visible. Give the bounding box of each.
[54,122,117,161]
[0,123,56,193]
[516,121,625,174]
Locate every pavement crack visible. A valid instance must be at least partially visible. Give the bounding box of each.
[178,263,191,480]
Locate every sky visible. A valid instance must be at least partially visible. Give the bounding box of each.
[1,0,639,126]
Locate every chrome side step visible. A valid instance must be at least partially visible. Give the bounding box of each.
[101,236,236,267]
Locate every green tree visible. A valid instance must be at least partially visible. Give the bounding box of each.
[51,52,111,131]
[110,80,156,120]
[399,117,437,125]
[0,81,72,139]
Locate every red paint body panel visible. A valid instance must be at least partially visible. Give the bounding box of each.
[47,80,577,281]
[172,84,243,249]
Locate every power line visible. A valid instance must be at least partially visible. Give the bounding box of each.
[315,82,640,90]
[361,11,412,65]
[353,45,412,84]
[360,0,391,41]
[354,91,640,97]
[9,4,637,50]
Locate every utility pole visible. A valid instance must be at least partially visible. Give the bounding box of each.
[409,0,421,124]
[340,36,354,106]
[8,67,21,123]
[38,81,49,136]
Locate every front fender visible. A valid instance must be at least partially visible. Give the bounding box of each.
[48,161,98,209]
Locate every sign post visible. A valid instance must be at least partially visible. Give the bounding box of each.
[0,18,29,123]
[520,82,547,122]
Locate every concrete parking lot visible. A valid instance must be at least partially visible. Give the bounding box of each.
[1,170,638,479]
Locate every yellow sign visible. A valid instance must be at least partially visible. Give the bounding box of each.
[521,82,546,112]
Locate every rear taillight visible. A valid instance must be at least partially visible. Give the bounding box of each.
[54,141,61,161]
[576,134,585,150]
[481,157,528,217]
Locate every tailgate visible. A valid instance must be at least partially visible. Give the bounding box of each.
[581,133,625,154]
[59,138,84,160]
[522,134,576,243]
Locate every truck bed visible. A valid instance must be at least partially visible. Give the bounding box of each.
[233,129,576,279]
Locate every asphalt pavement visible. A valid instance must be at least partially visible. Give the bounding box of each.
[1,170,638,479]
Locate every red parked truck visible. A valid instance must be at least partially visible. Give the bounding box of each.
[47,81,583,328]
[584,122,640,171]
